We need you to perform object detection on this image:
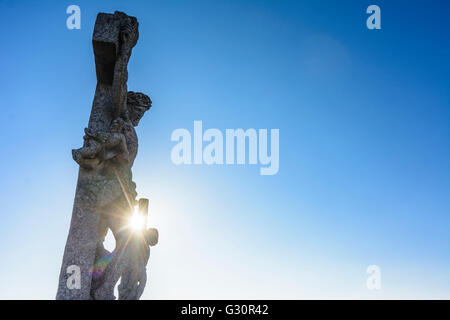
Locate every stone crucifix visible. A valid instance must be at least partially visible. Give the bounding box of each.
[56,11,158,300]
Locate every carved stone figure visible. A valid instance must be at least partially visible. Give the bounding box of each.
[56,11,158,300]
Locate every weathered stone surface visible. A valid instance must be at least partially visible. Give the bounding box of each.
[93,13,120,84]
[57,11,157,300]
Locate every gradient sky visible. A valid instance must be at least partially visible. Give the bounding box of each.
[0,0,449,299]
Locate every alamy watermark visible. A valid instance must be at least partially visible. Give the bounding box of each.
[171,121,279,175]
[366,265,381,290]
[366,5,381,30]
[66,5,81,30]
[66,265,81,289]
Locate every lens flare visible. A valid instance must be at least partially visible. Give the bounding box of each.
[90,251,115,281]
[129,206,146,231]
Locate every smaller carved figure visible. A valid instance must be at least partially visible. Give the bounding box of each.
[118,228,158,300]
[72,91,151,170]
[72,118,131,169]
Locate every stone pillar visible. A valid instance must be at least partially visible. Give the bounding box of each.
[56,12,136,300]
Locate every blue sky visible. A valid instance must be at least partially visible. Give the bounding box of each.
[0,0,449,299]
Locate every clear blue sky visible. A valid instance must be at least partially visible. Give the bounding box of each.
[0,0,449,299]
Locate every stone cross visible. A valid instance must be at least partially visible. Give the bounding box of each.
[56,11,158,300]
